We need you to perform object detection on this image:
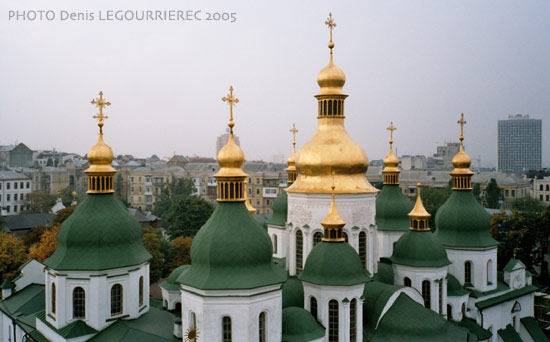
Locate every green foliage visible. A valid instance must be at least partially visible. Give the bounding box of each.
[52,205,76,226]
[511,196,546,213]
[23,225,47,247]
[152,177,196,220]
[60,186,75,207]
[46,157,53,167]
[141,226,178,283]
[418,186,452,229]
[485,178,501,209]
[166,197,214,239]
[0,232,27,283]
[24,191,56,213]
[473,183,481,201]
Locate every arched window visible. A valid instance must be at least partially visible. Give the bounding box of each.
[438,279,443,314]
[223,316,232,342]
[541,184,544,191]
[487,259,493,285]
[310,297,318,320]
[461,303,466,318]
[404,277,411,287]
[259,312,266,342]
[547,184,549,191]
[272,234,278,253]
[350,299,357,342]
[111,284,123,316]
[296,230,303,271]
[447,304,452,320]
[328,300,339,342]
[464,261,472,284]
[422,280,431,309]
[73,287,85,319]
[51,283,56,314]
[359,232,367,268]
[139,276,144,307]
[343,232,348,243]
[190,311,196,328]
[313,232,323,247]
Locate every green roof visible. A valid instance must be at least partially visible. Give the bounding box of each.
[178,201,287,290]
[282,277,304,309]
[362,281,404,334]
[520,317,550,342]
[497,324,522,342]
[0,284,44,316]
[390,229,451,268]
[373,259,394,285]
[267,189,287,226]
[37,310,97,338]
[475,285,538,310]
[376,184,413,231]
[281,307,325,342]
[160,265,190,291]
[44,194,152,271]
[447,274,469,297]
[1,279,14,289]
[459,318,492,340]
[90,307,180,341]
[503,259,523,272]
[435,190,498,248]
[299,241,369,286]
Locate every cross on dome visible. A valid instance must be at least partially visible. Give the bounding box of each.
[222,86,239,133]
[91,91,111,133]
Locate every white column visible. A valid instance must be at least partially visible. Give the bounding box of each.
[342,300,350,342]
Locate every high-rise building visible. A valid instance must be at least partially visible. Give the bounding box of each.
[216,129,240,156]
[497,114,542,172]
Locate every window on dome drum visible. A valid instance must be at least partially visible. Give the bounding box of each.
[328,300,339,342]
[296,230,303,271]
[464,261,472,284]
[272,234,277,253]
[343,232,348,243]
[190,312,196,328]
[111,284,123,316]
[51,283,56,314]
[313,232,323,247]
[350,299,357,342]
[438,279,443,314]
[310,297,318,320]
[223,316,232,342]
[73,287,85,319]
[359,232,367,268]
[487,260,493,285]
[404,277,411,287]
[139,276,144,307]
[447,304,452,320]
[422,280,431,309]
[259,312,266,342]
[461,303,466,318]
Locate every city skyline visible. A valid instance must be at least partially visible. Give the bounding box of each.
[1,0,549,167]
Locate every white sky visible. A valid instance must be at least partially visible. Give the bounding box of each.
[1,0,549,167]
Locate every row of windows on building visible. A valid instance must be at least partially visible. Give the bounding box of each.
[2,204,29,213]
[1,192,28,202]
[50,277,145,319]
[0,181,30,190]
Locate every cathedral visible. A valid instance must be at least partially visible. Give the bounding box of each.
[0,14,547,342]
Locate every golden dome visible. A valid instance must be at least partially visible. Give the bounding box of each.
[287,150,297,169]
[383,150,399,170]
[317,57,346,96]
[86,134,116,173]
[409,183,431,219]
[452,145,471,170]
[321,188,346,228]
[215,131,247,178]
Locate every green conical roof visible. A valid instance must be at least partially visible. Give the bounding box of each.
[178,201,287,290]
[434,190,498,248]
[282,277,304,309]
[390,230,451,267]
[299,241,370,286]
[44,194,151,271]
[282,307,325,342]
[160,265,190,291]
[376,184,413,231]
[267,189,288,226]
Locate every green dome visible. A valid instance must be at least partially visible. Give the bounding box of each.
[299,241,370,286]
[390,230,451,268]
[447,274,469,297]
[282,307,325,342]
[267,190,287,226]
[178,202,287,290]
[435,190,497,248]
[44,194,151,271]
[160,265,190,291]
[282,277,304,308]
[373,259,394,285]
[376,184,413,231]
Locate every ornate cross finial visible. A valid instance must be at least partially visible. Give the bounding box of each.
[91,91,111,134]
[457,113,467,143]
[325,12,336,52]
[387,121,396,147]
[222,86,239,133]
[290,123,299,151]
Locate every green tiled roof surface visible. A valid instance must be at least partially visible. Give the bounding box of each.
[44,194,152,271]
[299,241,369,286]
[0,284,44,316]
[1,279,14,289]
[282,307,325,342]
[475,285,538,310]
[37,310,97,338]
[390,229,451,268]
[267,190,287,226]
[434,190,498,248]
[376,184,413,231]
[178,202,287,290]
[447,274,469,297]
[362,281,403,334]
[160,265,190,291]
[282,277,304,309]
[498,324,523,342]
[459,318,492,340]
[503,259,522,272]
[28,330,50,342]
[520,317,549,342]
[373,260,394,285]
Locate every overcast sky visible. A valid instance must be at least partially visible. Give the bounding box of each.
[1,0,548,167]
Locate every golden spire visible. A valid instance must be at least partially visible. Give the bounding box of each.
[215,86,247,201]
[286,123,298,185]
[321,185,346,242]
[325,13,336,55]
[409,183,431,231]
[243,170,257,215]
[383,121,400,184]
[450,113,473,190]
[316,12,346,97]
[84,91,117,194]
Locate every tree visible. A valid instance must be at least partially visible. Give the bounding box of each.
[0,232,27,283]
[473,183,481,202]
[59,186,76,207]
[165,197,214,239]
[25,191,56,214]
[23,225,47,247]
[28,226,59,262]
[418,186,452,229]
[152,177,196,220]
[485,178,501,209]
[52,206,76,226]
[511,196,546,214]
[142,227,166,283]
[170,236,193,267]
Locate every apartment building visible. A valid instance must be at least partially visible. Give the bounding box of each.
[0,171,32,215]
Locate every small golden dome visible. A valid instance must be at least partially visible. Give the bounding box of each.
[317,57,346,96]
[287,150,297,169]
[86,134,115,172]
[409,183,431,219]
[321,189,346,228]
[215,133,247,178]
[383,150,399,169]
[452,145,471,170]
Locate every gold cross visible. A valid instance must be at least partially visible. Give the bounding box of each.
[325,13,336,43]
[91,91,111,133]
[222,86,239,133]
[290,123,299,150]
[386,121,396,145]
[457,113,467,142]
